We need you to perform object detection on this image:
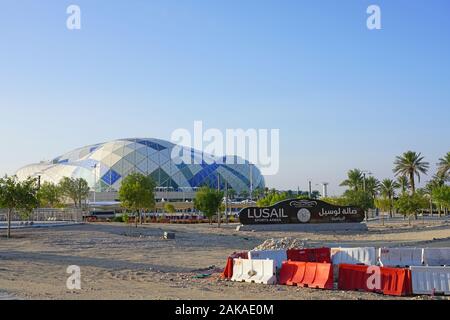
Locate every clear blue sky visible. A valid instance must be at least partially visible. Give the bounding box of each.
[0,0,449,195]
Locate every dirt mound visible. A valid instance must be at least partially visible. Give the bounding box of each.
[253,237,306,250]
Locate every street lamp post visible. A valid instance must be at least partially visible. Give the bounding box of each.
[361,170,372,221]
[91,164,97,213]
[225,181,228,224]
[308,180,312,198]
[361,170,372,192]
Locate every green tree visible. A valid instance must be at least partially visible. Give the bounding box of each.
[320,196,348,206]
[343,189,374,215]
[393,151,429,194]
[164,203,176,214]
[257,191,289,207]
[194,186,223,225]
[437,152,450,180]
[252,188,264,200]
[364,176,380,198]
[0,175,39,238]
[397,176,410,195]
[374,197,392,213]
[297,194,311,200]
[395,192,428,224]
[340,169,364,191]
[37,182,63,208]
[239,190,249,199]
[432,185,450,216]
[310,190,321,199]
[59,177,90,208]
[379,178,399,217]
[227,189,236,200]
[119,173,156,226]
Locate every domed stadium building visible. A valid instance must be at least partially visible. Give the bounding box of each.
[16,138,265,205]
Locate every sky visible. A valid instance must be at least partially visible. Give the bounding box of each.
[0,0,449,195]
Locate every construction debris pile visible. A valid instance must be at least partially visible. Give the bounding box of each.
[252,237,307,251]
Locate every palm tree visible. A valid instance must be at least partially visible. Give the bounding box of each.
[437,152,450,180]
[227,189,236,200]
[424,180,437,216]
[393,151,429,194]
[252,188,264,200]
[239,190,249,199]
[397,176,410,194]
[424,174,446,216]
[340,169,364,191]
[431,173,447,187]
[365,176,380,198]
[380,179,399,217]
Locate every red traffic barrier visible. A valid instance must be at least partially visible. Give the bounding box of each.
[338,264,412,296]
[279,261,305,286]
[221,252,248,279]
[380,266,412,296]
[287,247,331,263]
[279,261,333,289]
[337,264,370,291]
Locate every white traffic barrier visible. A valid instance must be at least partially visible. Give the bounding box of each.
[331,247,376,266]
[248,249,287,270]
[230,258,277,285]
[410,266,450,295]
[378,247,423,267]
[422,248,450,266]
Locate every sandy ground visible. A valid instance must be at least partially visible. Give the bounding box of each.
[1,219,450,300]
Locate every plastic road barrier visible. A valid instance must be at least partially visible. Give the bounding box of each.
[331,247,376,266]
[287,247,331,263]
[379,266,412,296]
[279,261,333,289]
[248,249,287,270]
[338,264,412,296]
[221,252,248,279]
[378,247,423,267]
[422,248,450,266]
[337,264,370,292]
[230,258,277,285]
[410,266,450,295]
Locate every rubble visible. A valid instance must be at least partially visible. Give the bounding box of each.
[252,237,307,251]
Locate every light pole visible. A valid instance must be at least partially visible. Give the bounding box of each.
[91,164,97,212]
[225,181,228,224]
[361,170,372,221]
[361,170,372,192]
[308,180,312,198]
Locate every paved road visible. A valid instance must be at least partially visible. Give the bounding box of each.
[366,216,450,223]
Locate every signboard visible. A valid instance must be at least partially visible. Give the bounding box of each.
[238,199,364,225]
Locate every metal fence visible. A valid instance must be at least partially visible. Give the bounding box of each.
[0,208,84,222]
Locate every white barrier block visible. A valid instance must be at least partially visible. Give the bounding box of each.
[248,249,287,270]
[230,258,276,284]
[331,247,376,266]
[423,248,450,266]
[378,247,423,267]
[230,258,247,282]
[411,266,450,295]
